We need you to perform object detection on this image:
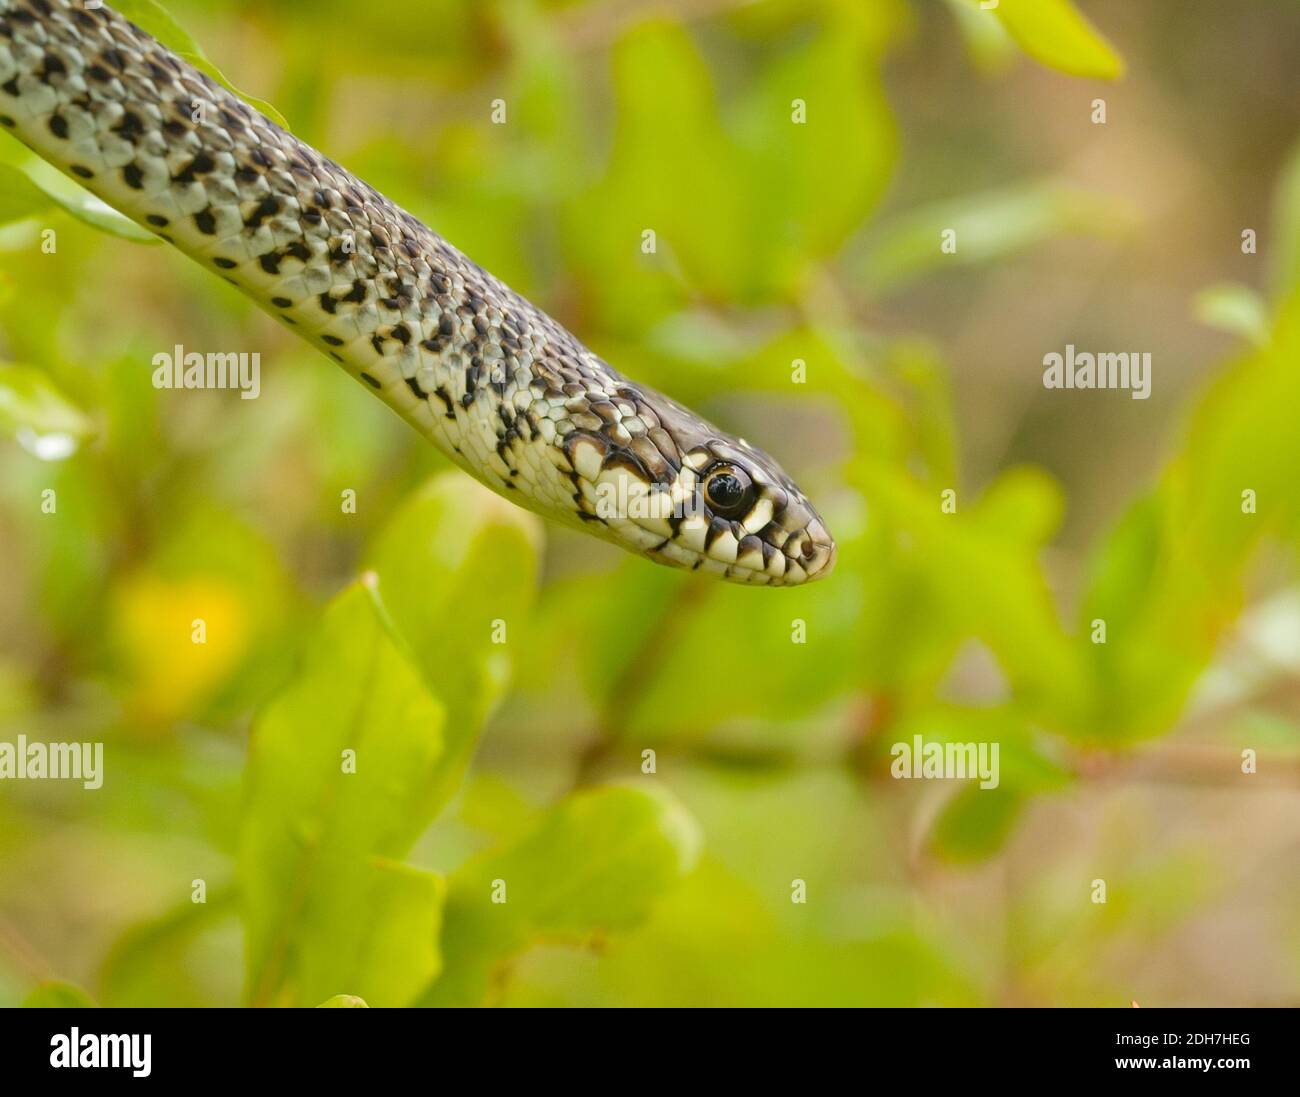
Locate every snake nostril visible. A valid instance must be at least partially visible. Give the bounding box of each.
[800,539,817,560]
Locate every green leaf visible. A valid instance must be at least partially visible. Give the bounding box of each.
[1080,493,1162,646]
[1194,283,1271,346]
[567,21,753,325]
[1079,290,1300,737]
[944,0,1017,75]
[21,157,161,244]
[22,981,98,1008]
[419,785,701,1006]
[595,558,863,745]
[973,0,1124,80]
[240,581,447,1006]
[363,472,542,809]
[0,162,55,226]
[317,994,369,1007]
[459,773,542,844]
[112,0,290,130]
[736,16,898,291]
[0,362,95,460]
[976,465,1066,547]
[1273,138,1300,296]
[904,703,1074,863]
[929,784,1026,863]
[0,140,160,243]
[858,181,1132,294]
[0,154,162,244]
[850,460,1091,728]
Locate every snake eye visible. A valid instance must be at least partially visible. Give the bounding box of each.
[703,464,754,517]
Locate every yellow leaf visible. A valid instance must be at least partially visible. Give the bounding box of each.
[981,0,1124,80]
[113,575,250,724]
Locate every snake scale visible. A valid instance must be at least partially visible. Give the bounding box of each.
[0,0,834,585]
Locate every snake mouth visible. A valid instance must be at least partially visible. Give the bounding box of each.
[720,541,835,586]
[664,515,836,586]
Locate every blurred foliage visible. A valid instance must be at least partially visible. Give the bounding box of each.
[956,0,1123,80]
[0,0,1296,1008]
[21,980,98,1008]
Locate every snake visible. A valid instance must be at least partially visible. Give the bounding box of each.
[0,0,835,585]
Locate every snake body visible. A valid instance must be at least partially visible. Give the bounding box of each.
[0,0,834,585]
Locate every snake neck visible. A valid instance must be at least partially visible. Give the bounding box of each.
[0,0,609,507]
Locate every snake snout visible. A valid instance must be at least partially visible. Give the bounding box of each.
[772,514,836,586]
[796,518,837,582]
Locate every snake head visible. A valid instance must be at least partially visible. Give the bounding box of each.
[669,438,837,586]
[564,383,836,586]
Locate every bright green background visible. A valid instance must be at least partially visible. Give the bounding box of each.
[1,0,1297,1007]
